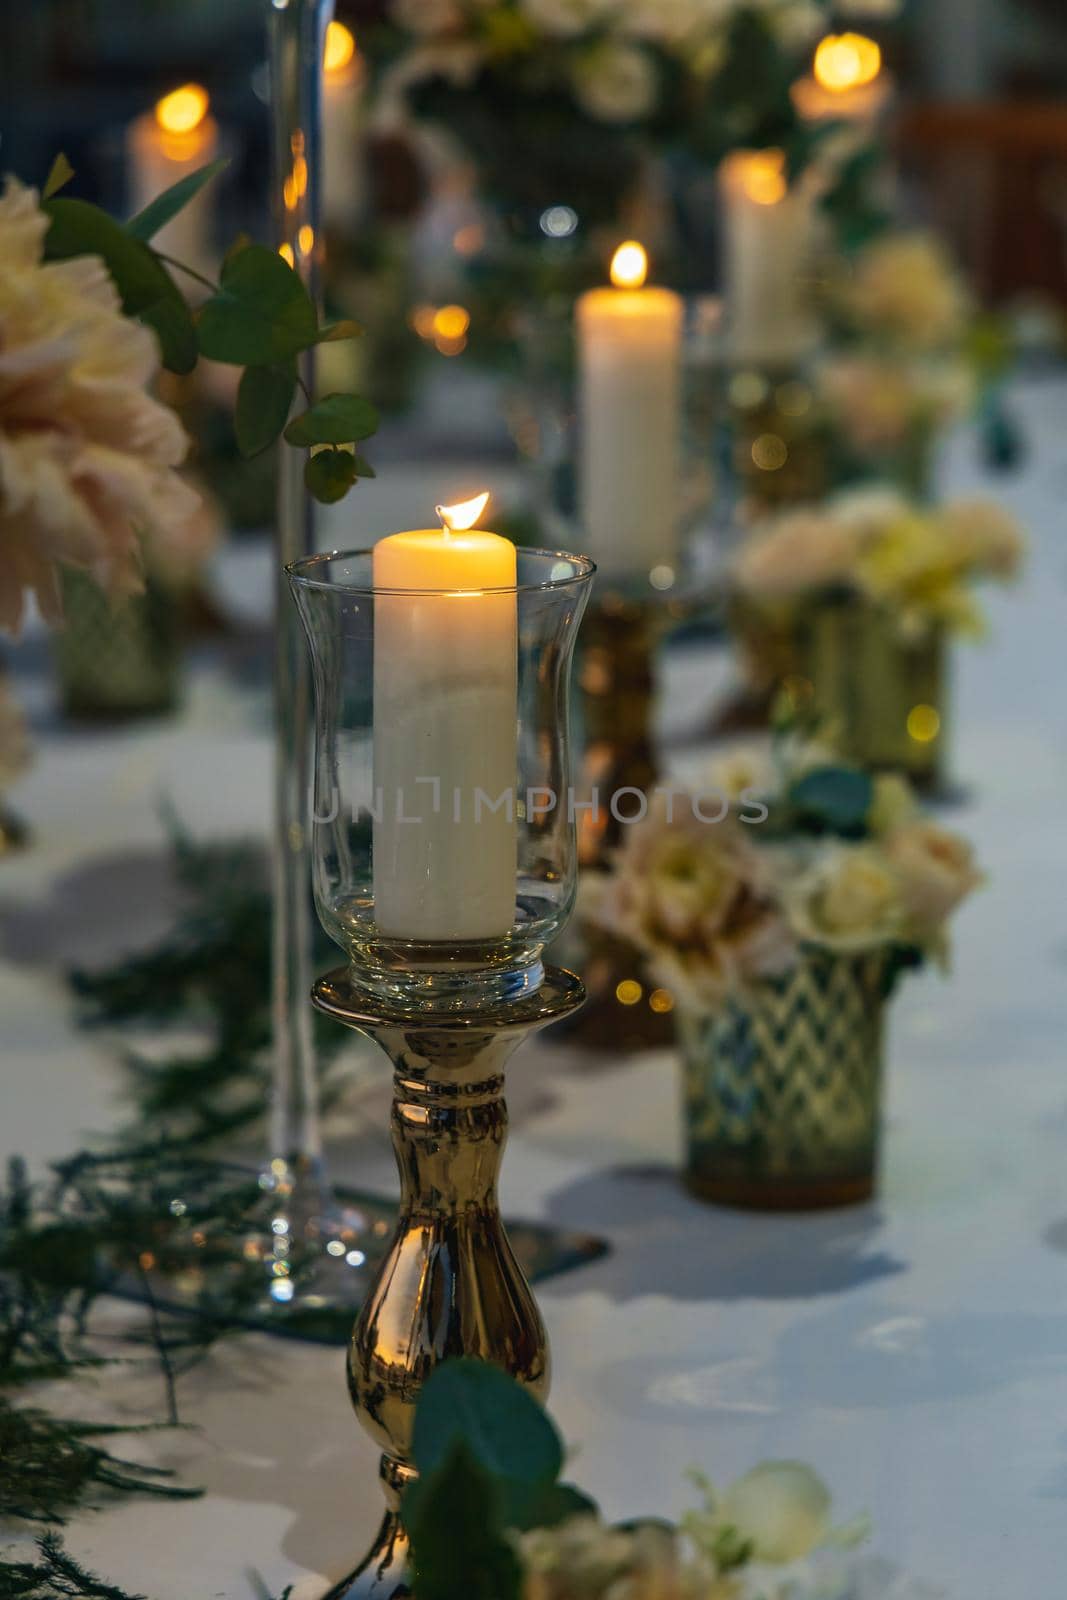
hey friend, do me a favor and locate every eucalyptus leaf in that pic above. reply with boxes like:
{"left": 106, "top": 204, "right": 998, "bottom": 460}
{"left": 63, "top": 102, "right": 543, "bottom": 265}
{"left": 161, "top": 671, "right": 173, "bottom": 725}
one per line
{"left": 196, "top": 243, "right": 318, "bottom": 366}
{"left": 304, "top": 449, "right": 359, "bottom": 504}
{"left": 411, "top": 1358, "right": 563, "bottom": 1488}
{"left": 235, "top": 364, "right": 296, "bottom": 459}
{"left": 501, "top": 1479, "right": 598, "bottom": 1532}
{"left": 284, "top": 393, "right": 380, "bottom": 447}
{"left": 126, "top": 159, "right": 229, "bottom": 243}
{"left": 788, "top": 766, "right": 874, "bottom": 838}
{"left": 43, "top": 198, "right": 196, "bottom": 374}
{"left": 404, "top": 1442, "right": 523, "bottom": 1600}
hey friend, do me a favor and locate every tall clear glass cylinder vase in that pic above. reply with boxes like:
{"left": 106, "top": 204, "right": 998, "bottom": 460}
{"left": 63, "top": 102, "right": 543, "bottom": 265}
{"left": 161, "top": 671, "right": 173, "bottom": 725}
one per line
{"left": 261, "top": 0, "right": 369, "bottom": 1317}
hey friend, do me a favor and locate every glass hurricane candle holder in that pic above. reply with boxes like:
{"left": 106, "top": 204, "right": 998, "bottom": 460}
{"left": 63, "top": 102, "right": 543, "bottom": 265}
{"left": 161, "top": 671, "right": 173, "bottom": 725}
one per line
{"left": 288, "top": 540, "right": 593, "bottom": 1599}
{"left": 288, "top": 547, "right": 595, "bottom": 1014}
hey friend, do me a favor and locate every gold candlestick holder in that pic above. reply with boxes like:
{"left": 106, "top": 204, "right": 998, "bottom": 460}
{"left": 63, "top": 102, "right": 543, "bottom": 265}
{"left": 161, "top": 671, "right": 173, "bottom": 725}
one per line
{"left": 311, "top": 964, "right": 585, "bottom": 1600}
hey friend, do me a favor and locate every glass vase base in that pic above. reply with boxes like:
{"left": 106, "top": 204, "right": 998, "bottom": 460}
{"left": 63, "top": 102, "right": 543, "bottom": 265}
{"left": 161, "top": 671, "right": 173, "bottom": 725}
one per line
{"left": 684, "top": 1167, "right": 875, "bottom": 1212}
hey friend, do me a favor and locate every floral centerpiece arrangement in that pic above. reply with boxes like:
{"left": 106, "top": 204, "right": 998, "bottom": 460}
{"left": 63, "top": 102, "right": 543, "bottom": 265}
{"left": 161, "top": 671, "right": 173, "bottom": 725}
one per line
{"left": 372, "top": 0, "right": 847, "bottom": 231}
{"left": 812, "top": 228, "right": 1018, "bottom": 493}
{"left": 730, "top": 486, "right": 1024, "bottom": 780}
{"left": 587, "top": 735, "right": 982, "bottom": 1206}
{"left": 400, "top": 1357, "right": 936, "bottom": 1600}
{"left": 0, "top": 160, "right": 378, "bottom": 642}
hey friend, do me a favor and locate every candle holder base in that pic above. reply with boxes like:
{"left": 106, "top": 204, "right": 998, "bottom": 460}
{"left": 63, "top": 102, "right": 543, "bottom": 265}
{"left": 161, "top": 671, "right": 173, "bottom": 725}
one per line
{"left": 311, "top": 964, "right": 585, "bottom": 1596}
{"left": 320, "top": 1460, "right": 413, "bottom": 1600}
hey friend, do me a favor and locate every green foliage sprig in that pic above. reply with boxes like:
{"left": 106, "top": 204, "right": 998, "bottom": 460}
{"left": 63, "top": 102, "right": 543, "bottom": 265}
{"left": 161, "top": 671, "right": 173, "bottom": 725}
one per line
{"left": 40, "top": 157, "right": 378, "bottom": 505}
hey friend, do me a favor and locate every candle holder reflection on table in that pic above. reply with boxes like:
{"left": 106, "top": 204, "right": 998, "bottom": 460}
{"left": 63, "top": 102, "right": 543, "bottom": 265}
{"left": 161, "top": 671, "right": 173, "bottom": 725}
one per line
{"left": 287, "top": 526, "right": 593, "bottom": 1600}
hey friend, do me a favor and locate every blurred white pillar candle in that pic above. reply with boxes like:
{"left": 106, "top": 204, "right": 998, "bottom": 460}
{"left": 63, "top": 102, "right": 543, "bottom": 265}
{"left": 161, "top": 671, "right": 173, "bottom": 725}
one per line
{"left": 577, "top": 242, "right": 683, "bottom": 582}
{"left": 373, "top": 493, "right": 517, "bottom": 941}
{"left": 720, "top": 150, "right": 817, "bottom": 369}
{"left": 127, "top": 84, "right": 218, "bottom": 282}
{"left": 322, "top": 21, "right": 365, "bottom": 233}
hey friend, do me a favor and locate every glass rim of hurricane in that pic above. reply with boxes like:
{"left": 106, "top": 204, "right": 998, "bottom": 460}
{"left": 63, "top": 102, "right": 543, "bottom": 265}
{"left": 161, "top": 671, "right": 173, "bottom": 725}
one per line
{"left": 285, "top": 545, "right": 597, "bottom": 599}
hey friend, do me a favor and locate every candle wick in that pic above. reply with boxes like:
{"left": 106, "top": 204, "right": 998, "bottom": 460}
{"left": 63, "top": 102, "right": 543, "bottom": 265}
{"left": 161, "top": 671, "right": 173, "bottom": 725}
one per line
{"left": 435, "top": 504, "right": 453, "bottom": 538}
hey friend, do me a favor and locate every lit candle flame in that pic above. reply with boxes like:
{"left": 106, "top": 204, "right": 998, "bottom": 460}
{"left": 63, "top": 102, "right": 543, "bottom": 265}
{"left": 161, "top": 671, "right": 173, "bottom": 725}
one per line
{"left": 610, "top": 241, "right": 648, "bottom": 290}
{"left": 738, "top": 150, "right": 788, "bottom": 206}
{"left": 155, "top": 83, "right": 210, "bottom": 137}
{"left": 324, "top": 21, "right": 357, "bottom": 75}
{"left": 436, "top": 492, "right": 491, "bottom": 534}
{"left": 813, "top": 32, "right": 882, "bottom": 93}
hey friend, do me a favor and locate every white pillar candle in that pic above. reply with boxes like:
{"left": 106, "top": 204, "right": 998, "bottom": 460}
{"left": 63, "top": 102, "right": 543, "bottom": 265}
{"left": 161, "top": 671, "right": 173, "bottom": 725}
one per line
{"left": 373, "top": 493, "right": 518, "bottom": 942}
{"left": 577, "top": 242, "right": 684, "bottom": 583}
{"left": 127, "top": 84, "right": 219, "bottom": 284}
{"left": 719, "top": 150, "right": 817, "bottom": 369}
{"left": 323, "top": 21, "right": 365, "bottom": 233}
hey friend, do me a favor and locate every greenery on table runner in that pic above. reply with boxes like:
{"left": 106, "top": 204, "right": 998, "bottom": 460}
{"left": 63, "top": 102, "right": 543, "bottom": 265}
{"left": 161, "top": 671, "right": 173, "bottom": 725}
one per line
{"left": 40, "top": 155, "right": 378, "bottom": 506}
{"left": 69, "top": 824, "right": 350, "bottom": 1150}
{"left": 0, "top": 1534, "right": 294, "bottom": 1600}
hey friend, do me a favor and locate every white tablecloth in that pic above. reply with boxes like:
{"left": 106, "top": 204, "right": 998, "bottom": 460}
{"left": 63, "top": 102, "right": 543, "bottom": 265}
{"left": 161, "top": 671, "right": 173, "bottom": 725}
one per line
{"left": 3, "top": 379, "right": 1067, "bottom": 1598}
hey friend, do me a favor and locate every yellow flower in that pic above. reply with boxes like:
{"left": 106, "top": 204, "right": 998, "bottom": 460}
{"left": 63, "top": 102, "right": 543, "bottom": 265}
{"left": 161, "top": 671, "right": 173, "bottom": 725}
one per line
{"left": 867, "top": 773, "right": 917, "bottom": 837}
{"left": 837, "top": 231, "right": 970, "bottom": 351}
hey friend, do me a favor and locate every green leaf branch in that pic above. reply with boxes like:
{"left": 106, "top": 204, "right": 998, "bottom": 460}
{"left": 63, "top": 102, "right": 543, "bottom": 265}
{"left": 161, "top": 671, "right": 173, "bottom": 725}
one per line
{"left": 40, "top": 158, "right": 378, "bottom": 505}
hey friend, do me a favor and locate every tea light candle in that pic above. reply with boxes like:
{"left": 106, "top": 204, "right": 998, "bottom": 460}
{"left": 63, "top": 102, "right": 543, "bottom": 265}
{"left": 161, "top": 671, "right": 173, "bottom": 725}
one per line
{"left": 720, "top": 150, "right": 817, "bottom": 368}
{"left": 577, "top": 242, "right": 683, "bottom": 582}
{"left": 127, "top": 84, "right": 219, "bottom": 283}
{"left": 373, "top": 492, "right": 518, "bottom": 941}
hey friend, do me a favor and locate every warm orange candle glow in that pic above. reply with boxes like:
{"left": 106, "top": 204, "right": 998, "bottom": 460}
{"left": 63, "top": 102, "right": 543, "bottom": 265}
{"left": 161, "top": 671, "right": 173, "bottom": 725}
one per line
{"left": 610, "top": 241, "right": 649, "bottom": 290}
{"left": 436, "top": 491, "right": 491, "bottom": 534}
{"left": 813, "top": 32, "right": 882, "bottom": 93}
{"left": 324, "top": 21, "right": 357, "bottom": 75}
{"left": 736, "top": 150, "right": 788, "bottom": 206}
{"left": 155, "top": 83, "right": 210, "bottom": 137}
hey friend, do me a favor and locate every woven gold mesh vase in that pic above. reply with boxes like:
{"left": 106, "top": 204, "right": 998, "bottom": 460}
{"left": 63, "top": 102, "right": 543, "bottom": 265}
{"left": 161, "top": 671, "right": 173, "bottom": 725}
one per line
{"left": 54, "top": 570, "right": 180, "bottom": 722}
{"left": 797, "top": 599, "right": 946, "bottom": 789}
{"left": 679, "top": 950, "right": 888, "bottom": 1210}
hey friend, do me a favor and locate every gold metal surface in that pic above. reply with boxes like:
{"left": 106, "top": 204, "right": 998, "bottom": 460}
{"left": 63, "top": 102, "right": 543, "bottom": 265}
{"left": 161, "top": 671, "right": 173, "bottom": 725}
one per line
{"left": 798, "top": 600, "right": 946, "bottom": 790}
{"left": 570, "top": 595, "right": 674, "bottom": 1053}
{"left": 311, "top": 965, "right": 586, "bottom": 1600}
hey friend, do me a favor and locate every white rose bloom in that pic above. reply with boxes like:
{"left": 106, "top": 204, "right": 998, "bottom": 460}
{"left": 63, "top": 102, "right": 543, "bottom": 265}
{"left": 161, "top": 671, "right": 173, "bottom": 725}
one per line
{"left": 572, "top": 40, "right": 658, "bottom": 122}
{"left": 521, "top": 0, "right": 616, "bottom": 37}
{"left": 0, "top": 177, "right": 199, "bottom": 634}
{"left": 718, "top": 1461, "right": 832, "bottom": 1565}
{"left": 785, "top": 845, "right": 904, "bottom": 952}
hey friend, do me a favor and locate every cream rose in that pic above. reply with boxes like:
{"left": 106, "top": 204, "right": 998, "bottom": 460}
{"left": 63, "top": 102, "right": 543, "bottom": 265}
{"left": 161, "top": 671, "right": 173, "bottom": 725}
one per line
{"left": 838, "top": 232, "right": 970, "bottom": 351}
{"left": 940, "top": 498, "right": 1025, "bottom": 580}
{"left": 786, "top": 845, "right": 904, "bottom": 951}
{"left": 0, "top": 177, "right": 199, "bottom": 634}
{"left": 884, "top": 820, "right": 982, "bottom": 941}
{"left": 733, "top": 509, "right": 858, "bottom": 601}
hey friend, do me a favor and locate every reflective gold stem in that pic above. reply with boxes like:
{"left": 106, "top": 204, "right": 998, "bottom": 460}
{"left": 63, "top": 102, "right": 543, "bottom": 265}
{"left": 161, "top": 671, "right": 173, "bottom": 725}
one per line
{"left": 311, "top": 966, "right": 585, "bottom": 1600}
